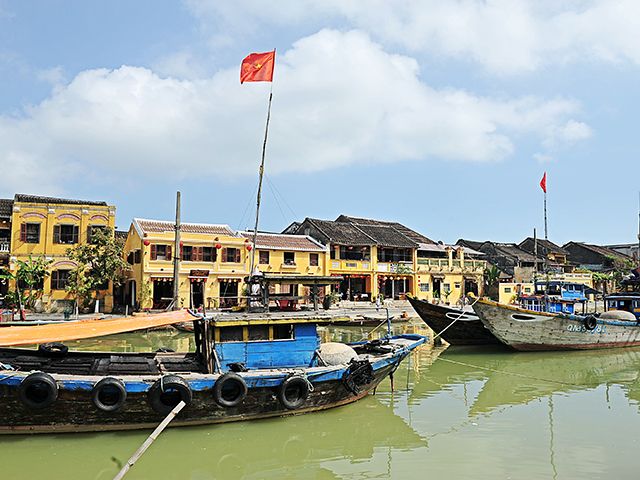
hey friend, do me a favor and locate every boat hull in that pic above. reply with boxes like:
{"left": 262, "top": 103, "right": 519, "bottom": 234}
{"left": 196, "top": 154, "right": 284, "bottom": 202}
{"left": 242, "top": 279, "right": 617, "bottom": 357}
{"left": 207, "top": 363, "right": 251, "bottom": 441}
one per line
{"left": 473, "top": 299, "right": 640, "bottom": 351}
{"left": 0, "top": 336, "right": 425, "bottom": 434}
{"left": 407, "top": 296, "right": 500, "bottom": 345}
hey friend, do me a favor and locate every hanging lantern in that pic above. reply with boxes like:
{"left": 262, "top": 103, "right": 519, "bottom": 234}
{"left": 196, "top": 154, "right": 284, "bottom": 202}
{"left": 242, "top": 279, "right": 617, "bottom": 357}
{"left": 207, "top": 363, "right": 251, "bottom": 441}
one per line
{"left": 246, "top": 245, "right": 253, "bottom": 251}
{"left": 179, "top": 241, "right": 184, "bottom": 247}
{"left": 143, "top": 240, "right": 150, "bottom": 246}
{"left": 215, "top": 243, "right": 222, "bottom": 249}
{"left": 244, "top": 238, "right": 249, "bottom": 243}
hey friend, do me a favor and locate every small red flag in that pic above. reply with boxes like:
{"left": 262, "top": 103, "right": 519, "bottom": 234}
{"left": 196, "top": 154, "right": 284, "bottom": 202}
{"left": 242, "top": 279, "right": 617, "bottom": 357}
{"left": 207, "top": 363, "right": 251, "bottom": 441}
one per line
{"left": 540, "top": 172, "right": 547, "bottom": 193}
{"left": 240, "top": 50, "right": 275, "bottom": 84}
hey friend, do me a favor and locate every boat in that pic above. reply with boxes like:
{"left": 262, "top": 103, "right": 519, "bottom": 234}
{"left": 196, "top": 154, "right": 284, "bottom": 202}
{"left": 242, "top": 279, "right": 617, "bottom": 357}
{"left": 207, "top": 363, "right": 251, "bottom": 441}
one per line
{"left": 604, "top": 291, "right": 640, "bottom": 320}
{"left": 406, "top": 295, "right": 501, "bottom": 345}
{"left": 473, "top": 297, "right": 640, "bottom": 351}
{"left": 0, "top": 309, "right": 425, "bottom": 433}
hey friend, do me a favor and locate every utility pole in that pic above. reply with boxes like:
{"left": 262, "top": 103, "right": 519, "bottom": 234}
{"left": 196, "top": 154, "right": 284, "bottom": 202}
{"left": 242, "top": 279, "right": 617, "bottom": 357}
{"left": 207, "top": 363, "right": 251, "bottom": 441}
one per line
{"left": 172, "top": 191, "right": 181, "bottom": 310}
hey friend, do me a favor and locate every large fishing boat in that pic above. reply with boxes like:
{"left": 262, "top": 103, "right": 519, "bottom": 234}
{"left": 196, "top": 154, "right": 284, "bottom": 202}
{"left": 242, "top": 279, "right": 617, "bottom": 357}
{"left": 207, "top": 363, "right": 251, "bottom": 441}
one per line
{"left": 473, "top": 298, "right": 640, "bottom": 351}
{"left": 0, "top": 309, "right": 425, "bottom": 434}
{"left": 406, "top": 295, "right": 501, "bottom": 345}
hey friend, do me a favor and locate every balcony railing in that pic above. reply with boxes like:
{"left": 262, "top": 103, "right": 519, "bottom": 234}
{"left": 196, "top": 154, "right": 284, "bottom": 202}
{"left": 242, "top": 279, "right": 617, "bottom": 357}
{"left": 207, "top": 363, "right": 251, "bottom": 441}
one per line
{"left": 0, "top": 242, "right": 9, "bottom": 253}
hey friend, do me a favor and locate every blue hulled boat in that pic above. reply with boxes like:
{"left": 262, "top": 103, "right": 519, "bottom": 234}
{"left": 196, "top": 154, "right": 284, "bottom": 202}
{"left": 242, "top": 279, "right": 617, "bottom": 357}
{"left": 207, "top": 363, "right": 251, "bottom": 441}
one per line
{"left": 0, "top": 310, "right": 425, "bottom": 433}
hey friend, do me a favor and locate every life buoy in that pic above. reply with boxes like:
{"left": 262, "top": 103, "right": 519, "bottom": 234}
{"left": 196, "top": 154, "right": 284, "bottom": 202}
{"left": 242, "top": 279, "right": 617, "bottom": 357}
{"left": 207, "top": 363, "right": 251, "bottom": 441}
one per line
{"left": 92, "top": 377, "right": 127, "bottom": 412}
{"left": 147, "top": 375, "right": 192, "bottom": 415}
{"left": 278, "top": 376, "right": 310, "bottom": 410}
{"left": 38, "top": 342, "right": 69, "bottom": 357}
{"left": 584, "top": 315, "right": 598, "bottom": 331}
{"left": 18, "top": 372, "right": 58, "bottom": 410}
{"left": 213, "top": 372, "right": 248, "bottom": 408}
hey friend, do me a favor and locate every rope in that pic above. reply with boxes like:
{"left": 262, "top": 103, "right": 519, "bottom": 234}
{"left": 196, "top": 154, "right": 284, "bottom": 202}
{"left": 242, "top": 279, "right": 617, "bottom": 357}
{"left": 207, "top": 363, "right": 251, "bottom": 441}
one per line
{"left": 437, "top": 357, "right": 582, "bottom": 387}
{"left": 431, "top": 297, "right": 480, "bottom": 342}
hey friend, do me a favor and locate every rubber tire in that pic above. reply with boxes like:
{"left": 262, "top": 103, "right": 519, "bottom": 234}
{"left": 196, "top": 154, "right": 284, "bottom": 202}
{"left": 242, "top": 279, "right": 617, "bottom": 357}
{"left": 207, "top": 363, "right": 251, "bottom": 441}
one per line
{"left": 278, "top": 376, "right": 310, "bottom": 410}
{"left": 213, "top": 373, "right": 248, "bottom": 408}
{"left": 18, "top": 372, "right": 58, "bottom": 410}
{"left": 38, "top": 342, "right": 69, "bottom": 357}
{"left": 584, "top": 315, "right": 597, "bottom": 331}
{"left": 92, "top": 377, "right": 127, "bottom": 412}
{"left": 147, "top": 375, "right": 192, "bottom": 415}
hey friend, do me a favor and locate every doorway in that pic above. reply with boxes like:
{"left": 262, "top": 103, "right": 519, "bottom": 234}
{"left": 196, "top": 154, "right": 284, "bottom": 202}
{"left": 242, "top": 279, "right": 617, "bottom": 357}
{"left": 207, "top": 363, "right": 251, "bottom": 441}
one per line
{"left": 190, "top": 281, "right": 204, "bottom": 310}
{"left": 433, "top": 278, "right": 442, "bottom": 300}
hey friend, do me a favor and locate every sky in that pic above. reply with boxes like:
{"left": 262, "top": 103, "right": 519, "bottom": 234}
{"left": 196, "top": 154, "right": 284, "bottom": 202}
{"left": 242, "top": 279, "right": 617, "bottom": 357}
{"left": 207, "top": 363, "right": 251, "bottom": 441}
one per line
{"left": 1, "top": 0, "right": 639, "bottom": 246}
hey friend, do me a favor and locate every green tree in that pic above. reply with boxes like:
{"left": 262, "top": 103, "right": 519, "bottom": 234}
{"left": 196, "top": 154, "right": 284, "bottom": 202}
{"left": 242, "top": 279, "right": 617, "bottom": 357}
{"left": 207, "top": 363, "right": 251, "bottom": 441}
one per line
{"left": 484, "top": 264, "right": 501, "bottom": 300}
{"left": 0, "top": 256, "right": 51, "bottom": 310}
{"left": 66, "top": 228, "right": 130, "bottom": 310}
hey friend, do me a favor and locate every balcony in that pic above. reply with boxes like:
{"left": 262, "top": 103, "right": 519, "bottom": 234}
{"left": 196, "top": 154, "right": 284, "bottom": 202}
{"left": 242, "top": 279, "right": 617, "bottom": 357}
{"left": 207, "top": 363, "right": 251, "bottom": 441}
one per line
{"left": 330, "top": 260, "right": 372, "bottom": 272}
{"left": 0, "top": 241, "right": 9, "bottom": 254}
{"left": 416, "top": 258, "right": 486, "bottom": 273}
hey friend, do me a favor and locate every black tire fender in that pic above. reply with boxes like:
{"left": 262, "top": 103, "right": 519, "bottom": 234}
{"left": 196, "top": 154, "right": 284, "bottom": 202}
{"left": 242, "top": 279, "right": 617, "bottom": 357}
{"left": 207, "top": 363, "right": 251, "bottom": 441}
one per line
{"left": 584, "top": 315, "right": 598, "bottom": 331}
{"left": 278, "top": 376, "right": 310, "bottom": 410}
{"left": 18, "top": 372, "right": 58, "bottom": 410}
{"left": 147, "top": 375, "right": 192, "bottom": 415}
{"left": 213, "top": 372, "right": 248, "bottom": 408}
{"left": 92, "top": 377, "right": 127, "bottom": 412}
{"left": 38, "top": 342, "right": 69, "bottom": 357}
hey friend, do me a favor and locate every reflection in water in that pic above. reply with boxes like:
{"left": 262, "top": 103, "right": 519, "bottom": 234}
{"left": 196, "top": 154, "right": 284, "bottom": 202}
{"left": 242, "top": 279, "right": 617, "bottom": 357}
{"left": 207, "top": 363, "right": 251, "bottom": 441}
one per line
{"left": 4, "top": 321, "right": 640, "bottom": 478}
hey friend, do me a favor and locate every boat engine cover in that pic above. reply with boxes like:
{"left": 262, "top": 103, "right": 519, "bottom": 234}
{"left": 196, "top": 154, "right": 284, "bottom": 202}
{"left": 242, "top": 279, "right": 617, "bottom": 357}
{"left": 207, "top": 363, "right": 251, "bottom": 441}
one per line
{"left": 318, "top": 343, "right": 358, "bottom": 366}
{"left": 600, "top": 310, "right": 637, "bottom": 321}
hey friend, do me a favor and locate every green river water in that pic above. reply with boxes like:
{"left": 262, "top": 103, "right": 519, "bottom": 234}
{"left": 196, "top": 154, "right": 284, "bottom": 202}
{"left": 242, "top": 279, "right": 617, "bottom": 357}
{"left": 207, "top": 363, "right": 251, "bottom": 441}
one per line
{"left": 2, "top": 320, "right": 640, "bottom": 479}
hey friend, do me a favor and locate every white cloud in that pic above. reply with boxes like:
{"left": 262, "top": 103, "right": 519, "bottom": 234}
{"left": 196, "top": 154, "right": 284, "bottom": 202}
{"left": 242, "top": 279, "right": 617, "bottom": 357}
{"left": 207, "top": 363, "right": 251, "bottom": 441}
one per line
{"left": 186, "top": 0, "right": 640, "bottom": 74}
{"left": 0, "top": 29, "right": 588, "bottom": 193}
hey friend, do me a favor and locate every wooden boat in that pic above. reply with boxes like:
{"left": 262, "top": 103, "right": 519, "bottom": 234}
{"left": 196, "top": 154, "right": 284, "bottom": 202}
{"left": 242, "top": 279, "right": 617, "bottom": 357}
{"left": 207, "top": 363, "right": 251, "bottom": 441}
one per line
{"left": 0, "top": 309, "right": 425, "bottom": 434}
{"left": 473, "top": 298, "right": 640, "bottom": 351}
{"left": 406, "top": 295, "right": 501, "bottom": 345}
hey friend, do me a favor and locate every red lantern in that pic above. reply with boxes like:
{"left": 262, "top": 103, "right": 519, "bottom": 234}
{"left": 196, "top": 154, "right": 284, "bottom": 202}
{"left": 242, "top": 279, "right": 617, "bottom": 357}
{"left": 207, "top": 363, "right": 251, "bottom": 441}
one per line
{"left": 179, "top": 241, "right": 184, "bottom": 247}
{"left": 246, "top": 245, "right": 253, "bottom": 251}
{"left": 244, "top": 238, "right": 249, "bottom": 243}
{"left": 215, "top": 243, "right": 222, "bottom": 249}
{"left": 143, "top": 240, "right": 150, "bottom": 246}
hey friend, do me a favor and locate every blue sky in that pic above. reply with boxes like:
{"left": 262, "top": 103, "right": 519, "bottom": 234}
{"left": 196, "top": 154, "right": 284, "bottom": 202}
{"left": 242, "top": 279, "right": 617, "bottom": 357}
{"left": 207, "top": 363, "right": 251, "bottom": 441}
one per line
{"left": 1, "top": 1, "right": 638, "bottom": 246}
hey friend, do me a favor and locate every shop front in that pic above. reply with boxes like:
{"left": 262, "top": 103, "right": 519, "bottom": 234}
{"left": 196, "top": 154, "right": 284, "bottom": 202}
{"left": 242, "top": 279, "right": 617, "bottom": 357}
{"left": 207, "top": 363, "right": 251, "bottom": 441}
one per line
{"left": 379, "top": 275, "right": 412, "bottom": 300}
{"left": 338, "top": 274, "right": 371, "bottom": 301}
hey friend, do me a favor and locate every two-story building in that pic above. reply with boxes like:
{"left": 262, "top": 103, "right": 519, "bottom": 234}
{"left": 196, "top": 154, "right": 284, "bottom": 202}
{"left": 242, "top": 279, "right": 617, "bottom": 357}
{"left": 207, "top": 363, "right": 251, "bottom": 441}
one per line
{"left": 518, "top": 237, "right": 573, "bottom": 273}
{"left": 8, "top": 194, "right": 116, "bottom": 312}
{"left": 0, "top": 199, "right": 12, "bottom": 300}
{"left": 123, "top": 219, "right": 328, "bottom": 311}
{"left": 287, "top": 215, "right": 486, "bottom": 304}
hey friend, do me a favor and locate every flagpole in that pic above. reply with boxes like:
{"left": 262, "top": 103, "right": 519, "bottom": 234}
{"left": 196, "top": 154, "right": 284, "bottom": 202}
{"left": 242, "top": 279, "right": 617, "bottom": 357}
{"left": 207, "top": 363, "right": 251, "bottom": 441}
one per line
{"left": 544, "top": 191, "right": 548, "bottom": 241}
{"left": 249, "top": 81, "right": 274, "bottom": 277}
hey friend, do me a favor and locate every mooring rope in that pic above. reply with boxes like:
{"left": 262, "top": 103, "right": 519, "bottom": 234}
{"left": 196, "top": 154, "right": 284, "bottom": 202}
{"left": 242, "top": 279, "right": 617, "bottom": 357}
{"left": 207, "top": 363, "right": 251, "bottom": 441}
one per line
{"left": 431, "top": 296, "right": 480, "bottom": 342}
{"left": 437, "top": 357, "right": 583, "bottom": 387}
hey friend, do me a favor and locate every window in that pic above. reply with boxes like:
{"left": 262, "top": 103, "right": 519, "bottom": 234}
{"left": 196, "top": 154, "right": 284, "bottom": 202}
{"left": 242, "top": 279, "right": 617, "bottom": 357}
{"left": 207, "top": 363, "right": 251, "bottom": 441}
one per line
{"left": 248, "top": 325, "right": 269, "bottom": 341}
{"left": 51, "top": 270, "right": 70, "bottom": 290}
{"left": 339, "top": 245, "right": 370, "bottom": 261}
{"left": 443, "top": 283, "right": 450, "bottom": 292}
{"left": 150, "top": 244, "right": 172, "bottom": 261}
{"left": 20, "top": 223, "right": 41, "bottom": 244}
{"left": 309, "top": 253, "right": 319, "bottom": 266}
{"left": 219, "top": 326, "right": 244, "bottom": 342}
{"left": 182, "top": 246, "right": 193, "bottom": 261}
{"left": 259, "top": 250, "right": 270, "bottom": 264}
{"left": 202, "top": 247, "right": 215, "bottom": 262}
{"left": 377, "top": 248, "right": 412, "bottom": 263}
{"left": 284, "top": 252, "right": 295, "bottom": 265}
{"left": 273, "top": 324, "right": 293, "bottom": 340}
{"left": 222, "top": 247, "right": 241, "bottom": 263}
{"left": 53, "top": 224, "right": 79, "bottom": 244}
{"left": 87, "top": 225, "right": 108, "bottom": 244}
{"left": 504, "top": 287, "right": 512, "bottom": 293}
{"left": 183, "top": 246, "right": 216, "bottom": 262}
{"left": 419, "top": 283, "right": 429, "bottom": 292}
{"left": 454, "top": 283, "right": 461, "bottom": 289}
{"left": 134, "top": 250, "right": 141, "bottom": 264}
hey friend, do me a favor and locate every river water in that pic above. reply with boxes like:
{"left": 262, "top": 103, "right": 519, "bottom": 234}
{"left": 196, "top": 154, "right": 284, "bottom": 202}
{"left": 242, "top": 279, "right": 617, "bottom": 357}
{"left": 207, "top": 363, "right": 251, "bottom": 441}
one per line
{"left": 2, "top": 320, "right": 640, "bottom": 479}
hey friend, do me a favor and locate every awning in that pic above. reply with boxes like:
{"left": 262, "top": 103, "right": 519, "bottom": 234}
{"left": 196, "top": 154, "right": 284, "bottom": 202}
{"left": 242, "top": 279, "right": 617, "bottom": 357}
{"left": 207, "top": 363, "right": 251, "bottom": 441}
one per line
{"left": 0, "top": 309, "right": 197, "bottom": 347}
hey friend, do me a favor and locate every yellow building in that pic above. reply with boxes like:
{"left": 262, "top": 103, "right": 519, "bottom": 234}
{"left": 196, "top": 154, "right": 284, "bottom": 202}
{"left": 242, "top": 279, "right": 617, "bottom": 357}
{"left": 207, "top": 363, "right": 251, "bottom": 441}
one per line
{"left": 7, "top": 194, "right": 116, "bottom": 312}
{"left": 285, "top": 215, "right": 486, "bottom": 305}
{"left": 123, "top": 219, "right": 329, "bottom": 311}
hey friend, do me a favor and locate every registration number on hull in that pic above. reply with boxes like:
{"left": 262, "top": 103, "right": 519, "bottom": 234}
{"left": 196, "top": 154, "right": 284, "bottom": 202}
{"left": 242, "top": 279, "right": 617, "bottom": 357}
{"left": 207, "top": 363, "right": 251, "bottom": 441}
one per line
{"left": 567, "top": 324, "right": 606, "bottom": 334}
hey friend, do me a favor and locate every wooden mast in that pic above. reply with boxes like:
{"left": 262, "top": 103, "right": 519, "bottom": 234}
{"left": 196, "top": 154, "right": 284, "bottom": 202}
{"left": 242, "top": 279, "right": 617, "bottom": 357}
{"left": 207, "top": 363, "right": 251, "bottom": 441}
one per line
{"left": 172, "top": 191, "right": 181, "bottom": 310}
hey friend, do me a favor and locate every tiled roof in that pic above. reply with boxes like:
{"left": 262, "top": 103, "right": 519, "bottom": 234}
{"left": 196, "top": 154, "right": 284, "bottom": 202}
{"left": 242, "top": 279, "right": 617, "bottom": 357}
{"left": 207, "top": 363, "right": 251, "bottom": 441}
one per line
{"left": 336, "top": 215, "right": 435, "bottom": 245}
{"left": 492, "top": 243, "right": 538, "bottom": 262}
{"left": 519, "top": 237, "right": 569, "bottom": 255}
{"left": 565, "top": 242, "right": 632, "bottom": 261}
{"left": 134, "top": 218, "right": 237, "bottom": 236}
{"left": 240, "top": 232, "right": 326, "bottom": 252}
{"left": 115, "top": 230, "right": 128, "bottom": 240}
{"left": 352, "top": 224, "right": 416, "bottom": 248}
{"left": 456, "top": 239, "right": 485, "bottom": 251}
{"left": 15, "top": 194, "right": 108, "bottom": 206}
{"left": 306, "top": 218, "right": 374, "bottom": 246}
{"left": 0, "top": 199, "right": 13, "bottom": 218}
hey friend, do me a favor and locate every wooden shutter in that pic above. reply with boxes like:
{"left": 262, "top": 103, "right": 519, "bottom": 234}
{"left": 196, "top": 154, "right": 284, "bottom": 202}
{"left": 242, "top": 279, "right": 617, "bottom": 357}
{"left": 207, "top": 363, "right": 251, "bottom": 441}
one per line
{"left": 20, "top": 223, "right": 26, "bottom": 242}
{"left": 87, "top": 226, "right": 93, "bottom": 243}
{"left": 197, "top": 247, "right": 203, "bottom": 261}
{"left": 221, "top": 248, "right": 227, "bottom": 262}
{"left": 166, "top": 245, "right": 172, "bottom": 261}
{"left": 150, "top": 244, "right": 157, "bottom": 260}
{"left": 73, "top": 225, "right": 79, "bottom": 244}
{"left": 235, "top": 248, "right": 241, "bottom": 263}
{"left": 53, "top": 225, "right": 61, "bottom": 244}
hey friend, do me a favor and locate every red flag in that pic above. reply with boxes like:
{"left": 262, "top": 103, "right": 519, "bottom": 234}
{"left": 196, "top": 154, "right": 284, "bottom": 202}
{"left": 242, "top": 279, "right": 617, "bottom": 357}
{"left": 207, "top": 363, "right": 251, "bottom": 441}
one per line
{"left": 240, "top": 51, "right": 275, "bottom": 84}
{"left": 540, "top": 172, "right": 547, "bottom": 193}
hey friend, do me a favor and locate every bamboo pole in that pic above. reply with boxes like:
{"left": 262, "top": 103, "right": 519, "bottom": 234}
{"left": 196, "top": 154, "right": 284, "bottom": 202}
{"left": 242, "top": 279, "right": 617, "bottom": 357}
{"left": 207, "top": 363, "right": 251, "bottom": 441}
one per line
{"left": 113, "top": 400, "right": 186, "bottom": 480}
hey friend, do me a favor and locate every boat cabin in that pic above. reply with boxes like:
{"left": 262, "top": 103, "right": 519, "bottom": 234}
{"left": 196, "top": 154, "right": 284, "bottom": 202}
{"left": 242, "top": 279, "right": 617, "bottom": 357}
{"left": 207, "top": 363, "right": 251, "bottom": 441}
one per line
{"left": 605, "top": 293, "right": 640, "bottom": 320}
{"left": 519, "top": 281, "right": 590, "bottom": 314}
